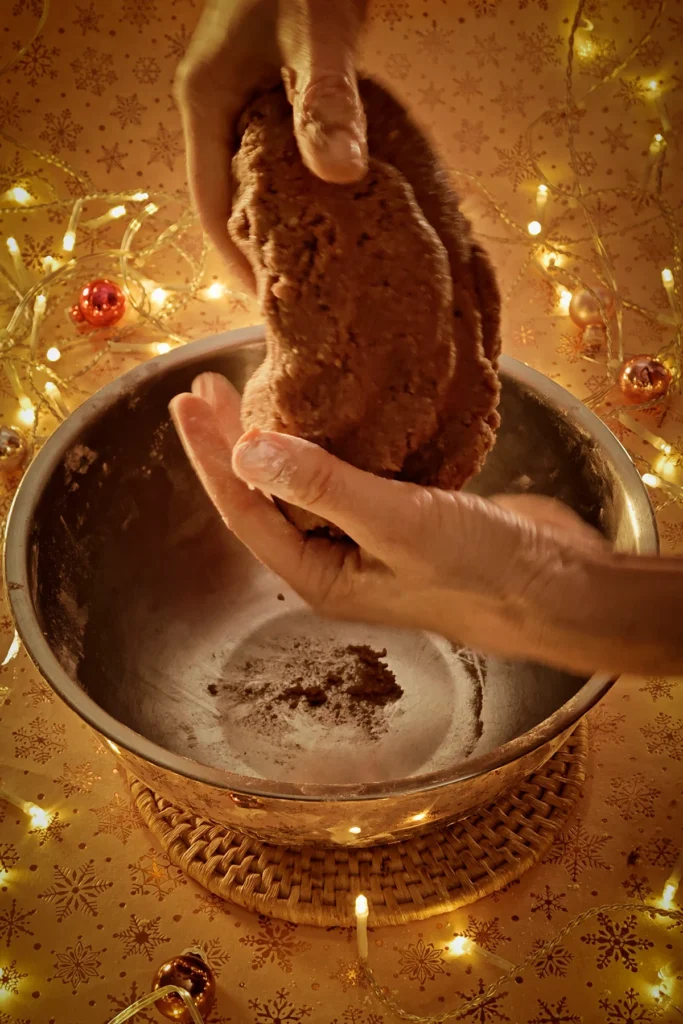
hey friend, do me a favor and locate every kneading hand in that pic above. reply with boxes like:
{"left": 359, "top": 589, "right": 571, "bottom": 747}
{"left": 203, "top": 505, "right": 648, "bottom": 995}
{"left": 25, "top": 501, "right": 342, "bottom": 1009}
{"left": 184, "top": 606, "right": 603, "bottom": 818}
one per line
{"left": 168, "top": 373, "right": 644, "bottom": 677}
{"left": 175, "top": 0, "right": 368, "bottom": 291}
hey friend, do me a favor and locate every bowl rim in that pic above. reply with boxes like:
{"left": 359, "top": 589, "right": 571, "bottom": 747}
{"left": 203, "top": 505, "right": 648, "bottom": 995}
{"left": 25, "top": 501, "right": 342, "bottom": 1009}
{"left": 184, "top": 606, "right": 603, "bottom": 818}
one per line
{"left": 4, "top": 326, "right": 659, "bottom": 802}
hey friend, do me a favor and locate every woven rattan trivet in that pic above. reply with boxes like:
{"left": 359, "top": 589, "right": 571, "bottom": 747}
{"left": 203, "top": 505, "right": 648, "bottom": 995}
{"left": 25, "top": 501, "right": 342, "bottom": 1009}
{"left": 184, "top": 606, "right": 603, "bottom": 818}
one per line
{"left": 129, "top": 720, "right": 587, "bottom": 927}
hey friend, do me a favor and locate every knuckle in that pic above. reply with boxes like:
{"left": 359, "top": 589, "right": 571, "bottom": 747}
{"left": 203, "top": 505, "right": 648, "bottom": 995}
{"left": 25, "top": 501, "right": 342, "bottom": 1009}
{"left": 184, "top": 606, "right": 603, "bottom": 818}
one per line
{"left": 295, "top": 456, "right": 339, "bottom": 511}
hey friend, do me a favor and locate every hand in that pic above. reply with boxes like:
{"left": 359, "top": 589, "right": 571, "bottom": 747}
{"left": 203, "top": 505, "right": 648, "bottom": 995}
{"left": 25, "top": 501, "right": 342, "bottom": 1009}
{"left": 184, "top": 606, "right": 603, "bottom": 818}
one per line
{"left": 170, "top": 373, "right": 616, "bottom": 675}
{"left": 175, "top": 0, "right": 369, "bottom": 291}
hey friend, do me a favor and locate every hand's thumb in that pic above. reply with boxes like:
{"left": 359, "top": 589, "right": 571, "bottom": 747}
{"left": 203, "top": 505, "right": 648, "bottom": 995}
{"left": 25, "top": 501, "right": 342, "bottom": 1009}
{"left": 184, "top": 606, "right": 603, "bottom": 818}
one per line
{"left": 279, "top": 0, "right": 368, "bottom": 184}
{"left": 231, "top": 429, "right": 410, "bottom": 553}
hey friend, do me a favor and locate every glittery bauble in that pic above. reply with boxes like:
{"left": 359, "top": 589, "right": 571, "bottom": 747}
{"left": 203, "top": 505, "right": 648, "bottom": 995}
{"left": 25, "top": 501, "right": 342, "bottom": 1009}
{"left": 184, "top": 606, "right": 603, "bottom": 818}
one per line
{"left": 153, "top": 952, "right": 216, "bottom": 1023}
{"left": 70, "top": 278, "right": 125, "bottom": 327}
{"left": 619, "top": 355, "right": 671, "bottom": 404}
{"left": 569, "top": 286, "right": 614, "bottom": 328}
{"left": 0, "top": 424, "right": 29, "bottom": 472}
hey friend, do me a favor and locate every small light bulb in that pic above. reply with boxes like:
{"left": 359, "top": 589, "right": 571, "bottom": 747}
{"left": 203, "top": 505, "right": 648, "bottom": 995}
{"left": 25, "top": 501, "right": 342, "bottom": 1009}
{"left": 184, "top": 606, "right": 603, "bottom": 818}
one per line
{"left": 8, "top": 186, "right": 31, "bottom": 204}
{"left": 106, "top": 739, "right": 120, "bottom": 754}
{"left": 46, "top": 346, "right": 61, "bottom": 363}
{"left": 527, "top": 220, "right": 542, "bottom": 237}
{"left": 144, "top": 202, "right": 159, "bottom": 215}
{"left": 648, "top": 79, "right": 659, "bottom": 92}
{"left": 206, "top": 282, "right": 225, "bottom": 299}
{"left": 662, "top": 267, "right": 674, "bottom": 285}
{"left": 62, "top": 229, "right": 76, "bottom": 252}
{"left": 557, "top": 287, "right": 572, "bottom": 314}
{"left": 6, "top": 236, "right": 19, "bottom": 255}
{"left": 154, "top": 342, "right": 171, "bottom": 355}
{"left": 536, "top": 184, "right": 549, "bottom": 199}
{"left": 662, "top": 881, "right": 677, "bottom": 906}
{"left": 44, "top": 382, "right": 58, "bottom": 397}
{"left": 132, "top": 191, "right": 149, "bottom": 201}
{"left": 641, "top": 473, "right": 660, "bottom": 488}
{"left": 349, "top": 826, "right": 362, "bottom": 835}
{"left": 17, "top": 396, "right": 35, "bottom": 426}
{"left": 109, "top": 204, "right": 126, "bottom": 220}
{"left": 28, "top": 804, "right": 49, "bottom": 829}
{"left": 42, "top": 255, "right": 59, "bottom": 273}
{"left": 654, "top": 133, "right": 664, "bottom": 143}
{"left": 449, "top": 936, "right": 470, "bottom": 956}
{"left": 151, "top": 287, "right": 167, "bottom": 306}
{"left": 34, "top": 293, "right": 46, "bottom": 315}
{"left": 411, "top": 811, "right": 427, "bottom": 822}
{"left": 355, "top": 894, "right": 368, "bottom": 915}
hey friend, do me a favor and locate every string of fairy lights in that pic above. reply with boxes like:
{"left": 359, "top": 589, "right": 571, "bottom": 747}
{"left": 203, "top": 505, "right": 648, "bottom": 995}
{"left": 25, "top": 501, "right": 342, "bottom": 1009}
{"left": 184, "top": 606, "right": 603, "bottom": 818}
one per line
{"left": 1, "top": 0, "right": 682, "bottom": 1020}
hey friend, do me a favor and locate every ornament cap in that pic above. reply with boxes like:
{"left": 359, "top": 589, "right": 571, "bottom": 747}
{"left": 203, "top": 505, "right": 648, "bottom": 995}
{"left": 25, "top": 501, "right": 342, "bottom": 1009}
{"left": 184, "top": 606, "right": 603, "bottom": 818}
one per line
{"left": 153, "top": 951, "right": 216, "bottom": 1023}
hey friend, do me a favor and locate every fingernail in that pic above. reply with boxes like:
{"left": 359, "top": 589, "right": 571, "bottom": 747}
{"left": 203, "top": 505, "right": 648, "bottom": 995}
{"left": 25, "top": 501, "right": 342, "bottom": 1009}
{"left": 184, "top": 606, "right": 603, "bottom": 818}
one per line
{"left": 192, "top": 373, "right": 217, "bottom": 404}
{"left": 233, "top": 437, "right": 289, "bottom": 486}
{"left": 320, "top": 128, "right": 365, "bottom": 169}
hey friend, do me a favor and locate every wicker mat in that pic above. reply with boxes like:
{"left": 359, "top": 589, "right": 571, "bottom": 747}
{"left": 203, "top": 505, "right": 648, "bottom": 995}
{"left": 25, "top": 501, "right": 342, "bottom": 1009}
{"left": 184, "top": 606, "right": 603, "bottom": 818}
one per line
{"left": 129, "top": 720, "right": 587, "bottom": 927}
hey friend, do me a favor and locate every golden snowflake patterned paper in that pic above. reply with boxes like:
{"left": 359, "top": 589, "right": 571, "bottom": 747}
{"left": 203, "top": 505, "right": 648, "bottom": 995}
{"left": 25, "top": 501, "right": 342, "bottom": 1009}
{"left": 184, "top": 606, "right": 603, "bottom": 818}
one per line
{"left": 1, "top": 0, "right": 683, "bottom": 1021}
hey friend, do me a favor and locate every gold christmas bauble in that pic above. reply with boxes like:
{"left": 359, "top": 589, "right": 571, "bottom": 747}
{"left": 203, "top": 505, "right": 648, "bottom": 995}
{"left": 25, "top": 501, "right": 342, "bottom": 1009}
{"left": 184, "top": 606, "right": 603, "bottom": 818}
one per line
{"left": 569, "top": 285, "right": 614, "bottom": 328}
{"left": 618, "top": 355, "right": 671, "bottom": 405}
{"left": 0, "top": 424, "right": 30, "bottom": 472}
{"left": 153, "top": 952, "right": 216, "bottom": 1022}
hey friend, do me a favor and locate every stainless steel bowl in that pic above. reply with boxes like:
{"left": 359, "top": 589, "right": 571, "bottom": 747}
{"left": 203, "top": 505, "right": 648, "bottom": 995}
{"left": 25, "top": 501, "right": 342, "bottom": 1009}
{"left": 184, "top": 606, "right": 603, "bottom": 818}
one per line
{"left": 5, "top": 327, "right": 657, "bottom": 847}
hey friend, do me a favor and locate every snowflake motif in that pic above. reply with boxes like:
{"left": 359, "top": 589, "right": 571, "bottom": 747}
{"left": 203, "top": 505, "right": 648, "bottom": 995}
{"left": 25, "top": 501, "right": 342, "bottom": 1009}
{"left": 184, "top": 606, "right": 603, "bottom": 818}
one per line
{"left": 142, "top": 122, "right": 184, "bottom": 171}
{"left": 385, "top": 53, "right": 411, "bottom": 81}
{"left": 453, "top": 119, "right": 490, "bottom": 155}
{"left": 415, "top": 22, "right": 455, "bottom": 61}
{"left": 609, "top": 774, "right": 660, "bottom": 821}
{"left": 121, "top": 0, "right": 158, "bottom": 28}
{"left": 10, "top": 39, "right": 60, "bottom": 86}
{"left": 621, "top": 874, "right": 653, "bottom": 902}
{"left": 73, "top": 1, "right": 101, "bottom": 32}
{"left": 0, "top": 845, "right": 19, "bottom": 873}
{"left": 165, "top": 23, "right": 191, "bottom": 59}
{"left": 542, "top": 97, "right": 585, "bottom": 138}
{"left": 578, "top": 37, "right": 620, "bottom": 79}
{"left": 248, "top": 987, "right": 312, "bottom": 1022}
{"left": 642, "top": 835, "right": 678, "bottom": 868}
{"left": 528, "top": 997, "right": 580, "bottom": 1024}
{"left": 618, "top": 77, "right": 648, "bottom": 109}
{"left": 641, "top": 713, "right": 683, "bottom": 760}
{"left": 396, "top": 938, "right": 447, "bottom": 989}
{"left": 580, "top": 912, "right": 654, "bottom": 972}
{"left": 192, "top": 892, "right": 231, "bottom": 921}
{"left": 530, "top": 885, "right": 567, "bottom": 921}
{"left": 29, "top": 811, "right": 70, "bottom": 846}
{"left": 417, "top": 82, "right": 445, "bottom": 109}
{"left": 0, "top": 93, "right": 30, "bottom": 132}
{"left": 53, "top": 761, "right": 100, "bottom": 798}
{"left": 111, "top": 93, "right": 147, "bottom": 129}
{"left": 461, "top": 916, "right": 509, "bottom": 953}
{"left": 129, "top": 848, "right": 187, "bottom": 900}
{"left": 19, "top": 234, "right": 55, "bottom": 272}
{"left": 190, "top": 937, "right": 231, "bottom": 977}
{"left": 0, "top": 900, "right": 35, "bottom": 948}
{"left": 328, "top": 957, "right": 368, "bottom": 992}
{"left": 468, "top": 0, "right": 501, "bottom": 16}
{"left": 587, "top": 705, "right": 626, "bottom": 749}
{"left": 515, "top": 25, "right": 562, "bottom": 74}
{"left": 598, "top": 987, "right": 656, "bottom": 1023}
{"left": 12, "top": 0, "right": 43, "bottom": 12}
{"left": 369, "top": 0, "right": 412, "bottom": 28}
{"left": 71, "top": 47, "right": 117, "bottom": 96}
{"left": 602, "top": 124, "right": 632, "bottom": 154}
{"left": 512, "top": 323, "right": 537, "bottom": 348}
{"left": 39, "top": 110, "right": 84, "bottom": 154}
{"left": 0, "top": 1012, "right": 30, "bottom": 1024}
{"left": 21, "top": 679, "right": 54, "bottom": 706}
{"left": 52, "top": 937, "right": 104, "bottom": 990}
{"left": 97, "top": 142, "right": 128, "bottom": 174}
{"left": 12, "top": 714, "right": 66, "bottom": 763}
{"left": 240, "top": 917, "right": 312, "bottom": 973}
{"left": 133, "top": 56, "right": 161, "bottom": 85}
{"left": 557, "top": 332, "right": 589, "bottom": 364}
{"left": 660, "top": 521, "right": 683, "bottom": 548}
{"left": 0, "top": 959, "right": 27, "bottom": 995}
{"left": 113, "top": 913, "right": 170, "bottom": 961}
{"left": 531, "top": 939, "right": 573, "bottom": 979}
{"left": 570, "top": 149, "right": 598, "bottom": 177}
{"left": 637, "top": 39, "right": 664, "bottom": 68}
{"left": 106, "top": 980, "right": 156, "bottom": 1023}
{"left": 39, "top": 861, "right": 112, "bottom": 921}
{"left": 467, "top": 33, "right": 506, "bottom": 68}
{"left": 491, "top": 80, "right": 535, "bottom": 117}
{"left": 452, "top": 71, "right": 483, "bottom": 101}
{"left": 636, "top": 229, "right": 670, "bottom": 265}
{"left": 518, "top": 0, "right": 549, "bottom": 8}
{"left": 330, "top": 1010, "right": 384, "bottom": 1024}
{"left": 547, "top": 822, "right": 612, "bottom": 882}
{"left": 492, "top": 135, "right": 537, "bottom": 191}
{"left": 90, "top": 792, "right": 141, "bottom": 844}
{"left": 456, "top": 977, "right": 510, "bottom": 1022}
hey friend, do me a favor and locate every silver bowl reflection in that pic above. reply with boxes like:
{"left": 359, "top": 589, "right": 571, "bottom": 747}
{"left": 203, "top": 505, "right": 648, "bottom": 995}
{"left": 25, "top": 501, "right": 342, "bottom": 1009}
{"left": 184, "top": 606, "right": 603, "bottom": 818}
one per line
{"left": 5, "top": 327, "right": 657, "bottom": 847}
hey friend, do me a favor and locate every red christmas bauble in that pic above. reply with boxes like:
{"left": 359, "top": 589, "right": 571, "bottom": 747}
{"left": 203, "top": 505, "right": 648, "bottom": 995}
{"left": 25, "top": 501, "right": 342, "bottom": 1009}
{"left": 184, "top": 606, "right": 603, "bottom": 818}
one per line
{"left": 618, "top": 355, "right": 671, "bottom": 405}
{"left": 71, "top": 278, "right": 126, "bottom": 327}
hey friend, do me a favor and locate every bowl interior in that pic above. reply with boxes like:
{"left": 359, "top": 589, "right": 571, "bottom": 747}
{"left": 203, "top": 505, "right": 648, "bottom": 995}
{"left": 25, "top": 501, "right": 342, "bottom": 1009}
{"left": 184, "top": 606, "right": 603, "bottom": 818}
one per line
{"left": 15, "top": 337, "right": 652, "bottom": 791}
